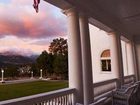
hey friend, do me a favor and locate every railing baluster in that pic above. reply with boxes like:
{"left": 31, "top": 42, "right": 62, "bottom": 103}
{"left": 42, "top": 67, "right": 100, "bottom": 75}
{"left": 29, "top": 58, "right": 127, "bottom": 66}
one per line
{"left": 0, "top": 88, "right": 75, "bottom": 105}
{"left": 64, "top": 96, "right": 66, "bottom": 105}
{"left": 70, "top": 94, "right": 74, "bottom": 105}
{"left": 67, "top": 95, "right": 69, "bottom": 105}
{"left": 63, "top": 96, "right": 65, "bottom": 105}
{"left": 60, "top": 96, "right": 62, "bottom": 105}
{"left": 54, "top": 98, "right": 56, "bottom": 105}
{"left": 51, "top": 99, "right": 53, "bottom": 105}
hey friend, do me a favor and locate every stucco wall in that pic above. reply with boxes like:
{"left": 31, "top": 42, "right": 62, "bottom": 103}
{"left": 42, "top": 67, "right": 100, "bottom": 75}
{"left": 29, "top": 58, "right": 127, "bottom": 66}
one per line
{"left": 136, "top": 44, "right": 140, "bottom": 79}
{"left": 89, "top": 24, "right": 115, "bottom": 82}
{"left": 121, "top": 41, "right": 128, "bottom": 76}
{"left": 89, "top": 24, "right": 131, "bottom": 83}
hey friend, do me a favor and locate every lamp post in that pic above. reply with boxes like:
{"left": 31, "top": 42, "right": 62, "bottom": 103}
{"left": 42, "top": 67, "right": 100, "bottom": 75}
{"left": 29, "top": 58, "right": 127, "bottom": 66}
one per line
{"left": 39, "top": 69, "right": 42, "bottom": 79}
{"left": 1, "top": 69, "right": 5, "bottom": 83}
{"left": 31, "top": 71, "right": 33, "bottom": 79}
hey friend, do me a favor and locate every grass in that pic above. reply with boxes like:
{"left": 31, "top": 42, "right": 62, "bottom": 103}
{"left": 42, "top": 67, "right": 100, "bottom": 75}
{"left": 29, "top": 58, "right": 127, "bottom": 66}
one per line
{"left": 0, "top": 80, "right": 68, "bottom": 101}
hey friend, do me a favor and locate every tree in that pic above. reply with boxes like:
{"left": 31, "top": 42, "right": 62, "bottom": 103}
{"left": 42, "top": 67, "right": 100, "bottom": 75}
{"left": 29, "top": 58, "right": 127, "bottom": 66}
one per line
{"left": 4, "top": 65, "right": 19, "bottom": 78}
{"left": 49, "top": 38, "right": 68, "bottom": 55}
{"left": 36, "top": 50, "right": 54, "bottom": 76}
{"left": 35, "top": 37, "right": 68, "bottom": 79}
{"left": 36, "top": 51, "right": 48, "bottom": 76}
{"left": 53, "top": 54, "right": 68, "bottom": 79}
{"left": 49, "top": 38, "right": 68, "bottom": 79}
{"left": 46, "top": 53, "right": 54, "bottom": 75}
{"left": 30, "top": 64, "right": 39, "bottom": 76}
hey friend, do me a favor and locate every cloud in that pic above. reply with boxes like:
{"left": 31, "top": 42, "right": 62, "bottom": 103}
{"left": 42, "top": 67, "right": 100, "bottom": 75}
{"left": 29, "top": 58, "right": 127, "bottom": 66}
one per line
{"left": 0, "top": 0, "right": 67, "bottom": 39}
{"left": 0, "top": 47, "right": 35, "bottom": 56}
{"left": 0, "top": 36, "right": 49, "bottom": 54}
{"left": 29, "top": 35, "right": 67, "bottom": 45}
{"left": 29, "top": 38, "right": 53, "bottom": 45}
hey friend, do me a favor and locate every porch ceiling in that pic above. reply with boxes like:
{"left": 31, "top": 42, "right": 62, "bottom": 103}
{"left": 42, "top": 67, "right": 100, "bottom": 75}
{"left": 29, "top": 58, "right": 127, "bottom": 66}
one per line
{"left": 44, "top": 0, "right": 140, "bottom": 43}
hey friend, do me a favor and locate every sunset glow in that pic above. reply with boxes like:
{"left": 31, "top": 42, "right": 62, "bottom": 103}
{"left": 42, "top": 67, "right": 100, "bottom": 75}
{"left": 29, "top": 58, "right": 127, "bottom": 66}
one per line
{"left": 0, "top": 0, "right": 67, "bottom": 55}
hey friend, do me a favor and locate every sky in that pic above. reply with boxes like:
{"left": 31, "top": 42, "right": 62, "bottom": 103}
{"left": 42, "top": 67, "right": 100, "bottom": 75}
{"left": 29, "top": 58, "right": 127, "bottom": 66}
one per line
{"left": 0, "top": 0, "right": 67, "bottom": 56}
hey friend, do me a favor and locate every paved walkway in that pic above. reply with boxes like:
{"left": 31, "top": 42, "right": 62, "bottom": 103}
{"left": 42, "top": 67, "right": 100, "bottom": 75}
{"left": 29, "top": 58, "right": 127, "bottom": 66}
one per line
{"left": 0, "top": 78, "right": 39, "bottom": 85}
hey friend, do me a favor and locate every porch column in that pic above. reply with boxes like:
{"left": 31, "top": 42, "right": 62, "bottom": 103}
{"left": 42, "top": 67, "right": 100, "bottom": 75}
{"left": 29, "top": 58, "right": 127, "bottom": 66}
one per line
{"left": 79, "top": 13, "right": 94, "bottom": 105}
{"left": 64, "top": 8, "right": 84, "bottom": 104}
{"left": 126, "top": 42, "right": 135, "bottom": 75}
{"left": 109, "top": 32, "right": 124, "bottom": 87}
{"left": 132, "top": 42, "right": 139, "bottom": 81}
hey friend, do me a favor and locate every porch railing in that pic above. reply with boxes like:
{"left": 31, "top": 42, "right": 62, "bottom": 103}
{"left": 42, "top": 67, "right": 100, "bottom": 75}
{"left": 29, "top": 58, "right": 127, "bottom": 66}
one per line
{"left": 0, "top": 75, "right": 135, "bottom": 105}
{"left": 94, "top": 78, "right": 118, "bottom": 97}
{"left": 124, "top": 75, "right": 135, "bottom": 84}
{"left": 93, "top": 78, "right": 118, "bottom": 105}
{"left": 93, "top": 75, "right": 135, "bottom": 105}
{"left": 0, "top": 88, "right": 75, "bottom": 105}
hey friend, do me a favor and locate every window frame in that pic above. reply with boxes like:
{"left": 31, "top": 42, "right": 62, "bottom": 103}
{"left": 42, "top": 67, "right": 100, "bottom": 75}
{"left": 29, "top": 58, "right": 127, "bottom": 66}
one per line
{"left": 100, "top": 50, "right": 111, "bottom": 72}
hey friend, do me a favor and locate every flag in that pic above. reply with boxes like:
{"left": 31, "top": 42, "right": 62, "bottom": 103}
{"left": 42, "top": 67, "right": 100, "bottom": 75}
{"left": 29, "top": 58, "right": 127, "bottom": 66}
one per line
{"left": 33, "top": 0, "right": 40, "bottom": 13}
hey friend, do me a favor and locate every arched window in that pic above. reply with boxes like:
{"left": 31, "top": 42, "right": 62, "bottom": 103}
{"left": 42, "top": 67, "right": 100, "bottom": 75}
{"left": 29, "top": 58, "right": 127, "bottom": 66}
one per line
{"left": 101, "top": 49, "right": 111, "bottom": 72}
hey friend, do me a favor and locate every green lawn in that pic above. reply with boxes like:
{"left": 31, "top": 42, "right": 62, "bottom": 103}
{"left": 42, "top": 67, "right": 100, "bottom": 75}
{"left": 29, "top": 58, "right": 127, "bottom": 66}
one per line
{"left": 0, "top": 80, "right": 68, "bottom": 101}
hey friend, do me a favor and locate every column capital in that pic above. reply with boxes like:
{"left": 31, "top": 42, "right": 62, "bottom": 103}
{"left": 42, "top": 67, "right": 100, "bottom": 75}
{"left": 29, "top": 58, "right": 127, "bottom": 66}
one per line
{"left": 107, "top": 31, "right": 122, "bottom": 37}
{"left": 62, "top": 7, "right": 78, "bottom": 16}
{"left": 107, "top": 31, "right": 117, "bottom": 35}
{"left": 79, "top": 12, "right": 89, "bottom": 18}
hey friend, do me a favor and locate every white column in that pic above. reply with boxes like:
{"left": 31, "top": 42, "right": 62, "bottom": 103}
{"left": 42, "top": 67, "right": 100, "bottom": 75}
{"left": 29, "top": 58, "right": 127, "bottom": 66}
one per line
{"left": 121, "top": 41, "right": 129, "bottom": 76}
{"left": 109, "top": 32, "right": 124, "bottom": 87}
{"left": 126, "top": 42, "right": 135, "bottom": 75}
{"left": 79, "top": 13, "right": 94, "bottom": 105}
{"left": 132, "top": 42, "right": 139, "bottom": 81}
{"left": 64, "top": 8, "right": 83, "bottom": 104}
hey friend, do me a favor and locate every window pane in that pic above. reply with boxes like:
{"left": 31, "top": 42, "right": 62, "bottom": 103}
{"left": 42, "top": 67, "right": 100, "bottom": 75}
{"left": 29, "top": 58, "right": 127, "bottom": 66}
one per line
{"left": 101, "top": 60, "right": 111, "bottom": 71}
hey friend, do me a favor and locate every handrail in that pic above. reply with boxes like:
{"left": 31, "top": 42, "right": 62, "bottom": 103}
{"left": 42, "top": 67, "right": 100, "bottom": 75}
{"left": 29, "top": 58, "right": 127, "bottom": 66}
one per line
{"left": 93, "top": 78, "right": 118, "bottom": 97}
{"left": 0, "top": 88, "right": 76, "bottom": 105}
{"left": 93, "top": 75, "right": 136, "bottom": 105}
{"left": 94, "top": 78, "right": 118, "bottom": 87}
{"left": 124, "top": 75, "right": 135, "bottom": 79}
{"left": 0, "top": 75, "right": 135, "bottom": 105}
{"left": 124, "top": 75, "right": 135, "bottom": 84}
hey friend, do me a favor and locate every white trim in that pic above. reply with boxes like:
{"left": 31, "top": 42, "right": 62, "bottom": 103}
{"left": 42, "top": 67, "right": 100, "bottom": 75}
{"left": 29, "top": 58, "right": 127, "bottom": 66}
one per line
{"left": 100, "top": 57, "right": 111, "bottom": 60}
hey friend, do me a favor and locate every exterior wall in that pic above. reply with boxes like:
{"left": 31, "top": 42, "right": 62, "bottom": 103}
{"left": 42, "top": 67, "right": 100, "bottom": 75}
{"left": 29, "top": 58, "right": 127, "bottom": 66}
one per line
{"left": 121, "top": 41, "right": 128, "bottom": 76}
{"left": 89, "top": 24, "right": 114, "bottom": 83}
{"left": 89, "top": 24, "right": 131, "bottom": 83}
{"left": 126, "top": 42, "right": 135, "bottom": 75}
{"left": 136, "top": 44, "right": 140, "bottom": 79}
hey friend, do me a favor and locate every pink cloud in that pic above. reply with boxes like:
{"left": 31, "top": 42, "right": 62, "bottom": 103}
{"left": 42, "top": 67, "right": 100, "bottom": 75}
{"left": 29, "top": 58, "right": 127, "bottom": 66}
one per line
{"left": 0, "top": 36, "right": 49, "bottom": 54}
{"left": 0, "top": 0, "right": 67, "bottom": 39}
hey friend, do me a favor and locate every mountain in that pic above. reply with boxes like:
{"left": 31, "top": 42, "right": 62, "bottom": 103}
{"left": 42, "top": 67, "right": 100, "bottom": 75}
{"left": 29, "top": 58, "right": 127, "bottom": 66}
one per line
{"left": 29, "top": 55, "right": 39, "bottom": 61}
{"left": 0, "top": 51, "right": 39, "bottom": 67}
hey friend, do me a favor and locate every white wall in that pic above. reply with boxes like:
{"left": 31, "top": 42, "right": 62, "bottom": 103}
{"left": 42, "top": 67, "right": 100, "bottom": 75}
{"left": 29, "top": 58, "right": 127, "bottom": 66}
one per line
{"left": 89, "top": 24, "right": 115, "bottom": 83}
{"left": 121, "top": 41, "right": 135, "bottom": 76}
{"left": 136, "top": 44, "right": 140, "bottom": 79}
{"left": 89, "top": 24, "right": 132, "bottom": 83}
{"left": 121, "top": 41, "right": 128, "bottom": 76}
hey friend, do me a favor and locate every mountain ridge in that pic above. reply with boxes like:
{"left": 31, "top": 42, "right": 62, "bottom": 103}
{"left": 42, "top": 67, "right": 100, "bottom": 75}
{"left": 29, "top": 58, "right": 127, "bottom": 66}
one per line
{"left": 0, "top": 51, "right": 39, "bottom": 67}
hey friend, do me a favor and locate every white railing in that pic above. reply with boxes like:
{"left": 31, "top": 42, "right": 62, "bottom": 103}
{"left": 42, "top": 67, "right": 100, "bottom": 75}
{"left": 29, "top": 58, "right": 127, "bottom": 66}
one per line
{"left": 93, "top": 78, "right": 118, "bottom": 105}
{"left": 124, "top": 75, "right": 135, "bottom": 84}
{"left": 0, "top": 88, "right": 75, "bottom": 105}
{"left": 0, "top": 75, "right": 135, "bottom": 105}
{"left": 94, "top": 78, "right": 118, "bottom": 97}
{"left": 93, "top": 75, "right": 135, "bottom": 105}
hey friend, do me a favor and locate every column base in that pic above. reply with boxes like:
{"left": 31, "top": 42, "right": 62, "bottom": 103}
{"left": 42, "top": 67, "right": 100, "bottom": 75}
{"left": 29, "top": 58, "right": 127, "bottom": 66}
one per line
{"left": 30, "top": 77, "right": 34, "bottom": 79}
{"left": 39, "top": 77, "right": 43, "bottom": 80}
{"left": 1, "top": 80, "right": 5, "bottom": 83}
